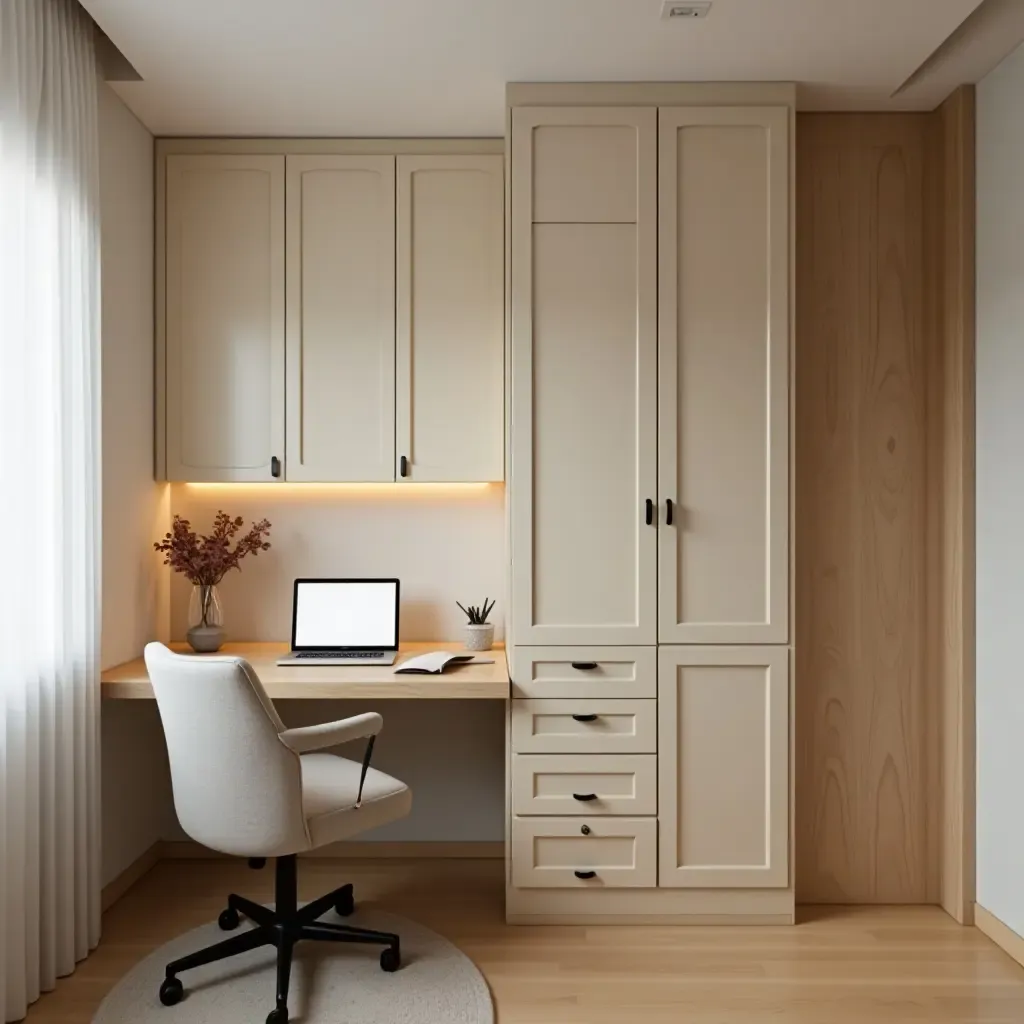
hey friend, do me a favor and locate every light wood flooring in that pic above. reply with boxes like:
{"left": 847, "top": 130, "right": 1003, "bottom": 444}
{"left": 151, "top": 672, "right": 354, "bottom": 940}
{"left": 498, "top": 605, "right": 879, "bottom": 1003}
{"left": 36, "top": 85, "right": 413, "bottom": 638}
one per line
{"left": 25, "top": 858, "right": 1024, "bottom": 1023}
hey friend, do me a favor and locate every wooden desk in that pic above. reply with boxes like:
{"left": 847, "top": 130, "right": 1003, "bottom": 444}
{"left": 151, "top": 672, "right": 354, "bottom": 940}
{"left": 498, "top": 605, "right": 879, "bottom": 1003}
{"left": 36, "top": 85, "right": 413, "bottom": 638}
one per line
{"left": 101, "top": 642, "right": 509, "bottom": 700}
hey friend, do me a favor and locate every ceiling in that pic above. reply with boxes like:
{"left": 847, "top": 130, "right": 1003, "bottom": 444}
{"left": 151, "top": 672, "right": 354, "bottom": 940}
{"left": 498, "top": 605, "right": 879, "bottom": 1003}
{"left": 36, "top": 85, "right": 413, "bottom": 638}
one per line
{"left": 82, "top": 0, "right": 1010, "bottom": 137}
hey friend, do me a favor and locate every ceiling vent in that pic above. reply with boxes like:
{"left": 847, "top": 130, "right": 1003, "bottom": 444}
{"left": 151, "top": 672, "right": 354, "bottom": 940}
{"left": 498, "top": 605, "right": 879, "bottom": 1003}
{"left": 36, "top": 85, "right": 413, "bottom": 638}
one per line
{"left": 661, "top": 2, "right": 711, "bottom": 20}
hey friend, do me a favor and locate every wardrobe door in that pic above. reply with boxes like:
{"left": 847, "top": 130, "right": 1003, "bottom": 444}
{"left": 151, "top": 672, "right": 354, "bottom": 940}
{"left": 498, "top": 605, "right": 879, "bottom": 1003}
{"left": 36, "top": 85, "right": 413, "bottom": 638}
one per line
{"left": 658, "top": 646, "right": 789, "bottom": 888}
{"left": 164, "top": 155, "right": 284, "bottom": 482}
{"left": 658, "top": 107, "right": 790, "bottom": 644}
{"left": 396, "top": 155, "right": 504, "bottom": 482}
{"left": 510, "top": 107, "right": 658, "bottom": 645}
{"left": 285, "top": 156, "right": 395, "bottom": 481}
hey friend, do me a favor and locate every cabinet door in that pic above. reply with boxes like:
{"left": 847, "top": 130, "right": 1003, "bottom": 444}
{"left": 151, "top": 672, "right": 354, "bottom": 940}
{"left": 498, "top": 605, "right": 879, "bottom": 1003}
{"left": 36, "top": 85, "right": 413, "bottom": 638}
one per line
{"left": 396, "top": 156, "right": 504, "bottom": 482}
{"left": 285, "top": 156, "right": 395, "bottom": 481}
{"left": 658, "top": 646, "right": 789, "bottom": 888}
{"left": 164, "top": 155, "right": 284, "bottom": 482}
{"left": 658, "top": 107, "right": 790, "bottom": 643}
{"left": 510, "top": 107, "right": 658, "bottom": 645}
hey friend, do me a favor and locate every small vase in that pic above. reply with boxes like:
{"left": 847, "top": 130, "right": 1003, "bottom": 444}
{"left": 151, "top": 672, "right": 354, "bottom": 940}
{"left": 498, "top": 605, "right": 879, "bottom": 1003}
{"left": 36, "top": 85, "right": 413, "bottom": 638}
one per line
{"left": 187, "top": 584, "right": 225, "bottom": 653}
{"left": 464, "top": 623, "right": 494, "bottom": 652}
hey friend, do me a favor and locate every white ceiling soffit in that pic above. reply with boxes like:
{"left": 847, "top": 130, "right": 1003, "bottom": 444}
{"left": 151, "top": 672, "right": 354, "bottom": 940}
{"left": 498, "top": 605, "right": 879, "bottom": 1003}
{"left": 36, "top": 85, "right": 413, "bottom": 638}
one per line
{"left": 893, "top": 0, "right": 1024, "bottom": 103}
{"left": 81, "top": 0, "right": 992, "bottom": 136}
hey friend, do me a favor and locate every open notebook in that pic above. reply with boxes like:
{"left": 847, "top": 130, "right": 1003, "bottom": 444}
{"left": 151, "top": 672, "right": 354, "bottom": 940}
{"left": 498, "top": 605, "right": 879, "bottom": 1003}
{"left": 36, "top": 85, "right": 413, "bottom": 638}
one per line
{"left": 394, "top": 652, "right": 494, "bottom": 675}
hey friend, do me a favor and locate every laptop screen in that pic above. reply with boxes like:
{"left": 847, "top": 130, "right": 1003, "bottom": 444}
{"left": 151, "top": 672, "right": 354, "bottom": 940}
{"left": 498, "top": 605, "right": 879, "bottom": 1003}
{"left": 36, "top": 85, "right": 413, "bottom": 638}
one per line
{"left": 292, "top": 579, "right": 399, "bottom": 650}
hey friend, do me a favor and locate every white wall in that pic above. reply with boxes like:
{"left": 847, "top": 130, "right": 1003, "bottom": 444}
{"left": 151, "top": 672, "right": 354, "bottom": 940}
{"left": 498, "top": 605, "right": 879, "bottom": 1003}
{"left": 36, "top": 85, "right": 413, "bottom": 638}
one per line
{"left": 976, "top": 40, "right": 1024, "bottom": 938}
{"left": 164, "top": 483, "right": 507, "bottom": 842}
{"left": 99, "top": 80, "right": 174, "bottom": 886}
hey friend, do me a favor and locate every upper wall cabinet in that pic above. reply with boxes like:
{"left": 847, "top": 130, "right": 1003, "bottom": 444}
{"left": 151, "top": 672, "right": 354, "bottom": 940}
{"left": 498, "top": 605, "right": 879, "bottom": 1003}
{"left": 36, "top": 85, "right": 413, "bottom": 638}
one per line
{"left": 510, "top": 108, "right": 658, "bottom": 645}
{"left": 286, "top": 156, "right": 396, "bottom": 482}
{"left": 158, "top": 146, "right": 504, "bottom": 483}
{"left": 657, "top": 107, "right": 790, "bottom": 644}
{"left": 163, "top": 155, "right": 285, "bottom": 482}
{"left": 396, "top": 156, "right": 504, "bottom": 482}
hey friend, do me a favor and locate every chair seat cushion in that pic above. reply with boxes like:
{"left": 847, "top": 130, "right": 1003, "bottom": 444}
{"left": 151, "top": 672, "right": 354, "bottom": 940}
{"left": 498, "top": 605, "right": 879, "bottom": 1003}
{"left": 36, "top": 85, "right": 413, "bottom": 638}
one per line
{"left": 300, "top": 753, "right": 412, "bottom": 849}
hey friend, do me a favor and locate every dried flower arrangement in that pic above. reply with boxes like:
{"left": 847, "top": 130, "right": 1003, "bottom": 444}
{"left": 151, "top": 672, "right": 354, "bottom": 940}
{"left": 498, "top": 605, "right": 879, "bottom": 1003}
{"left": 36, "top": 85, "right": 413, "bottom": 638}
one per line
{"left": 154, "top": 511, "right": 272, "bottom": 586}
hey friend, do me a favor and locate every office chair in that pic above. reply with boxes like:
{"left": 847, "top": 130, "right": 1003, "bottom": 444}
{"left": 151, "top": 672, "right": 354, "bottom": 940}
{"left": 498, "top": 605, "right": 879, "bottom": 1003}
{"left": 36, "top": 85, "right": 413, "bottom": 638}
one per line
{"left": 143, "top": 642, "right": 412, "bottom": 1024}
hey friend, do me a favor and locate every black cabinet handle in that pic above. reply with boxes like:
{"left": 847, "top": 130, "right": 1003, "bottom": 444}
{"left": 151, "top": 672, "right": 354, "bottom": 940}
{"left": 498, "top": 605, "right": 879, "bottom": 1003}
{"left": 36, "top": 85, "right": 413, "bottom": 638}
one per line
{"left": 666, "top": 498, "right": 674, "bottom": 526}
{"left": 270, "top": 456, "right": 281, "bottom": 478}
{"left": 574, "top": 870, "right": 597, "bottom": 880}
{"left": 400, "top": 455, "right": 408, "bottom": 478}
{"left": 571, "top": 661, "right": 597, "bottom": 671}
{"left": 645, "top": 497, "right": 653, "bottom": 525}
{"left": 572, "top": 713, "right": 598, "bottom": 723}
{"left": 572, "top": 792, "right": 598, "bottom": 802}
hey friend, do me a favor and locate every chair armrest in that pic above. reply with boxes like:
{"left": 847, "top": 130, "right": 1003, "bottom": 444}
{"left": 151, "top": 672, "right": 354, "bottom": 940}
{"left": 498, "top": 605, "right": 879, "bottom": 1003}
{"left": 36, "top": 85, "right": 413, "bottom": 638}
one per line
{"left": 278, "top": 712, "right": 383, "bottom": 754}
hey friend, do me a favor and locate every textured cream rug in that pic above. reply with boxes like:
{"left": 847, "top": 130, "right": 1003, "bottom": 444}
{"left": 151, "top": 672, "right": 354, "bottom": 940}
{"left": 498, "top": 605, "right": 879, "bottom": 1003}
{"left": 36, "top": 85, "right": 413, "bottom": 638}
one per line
{"left": 93, "top": 908, "right": 493, "bottom": 1023}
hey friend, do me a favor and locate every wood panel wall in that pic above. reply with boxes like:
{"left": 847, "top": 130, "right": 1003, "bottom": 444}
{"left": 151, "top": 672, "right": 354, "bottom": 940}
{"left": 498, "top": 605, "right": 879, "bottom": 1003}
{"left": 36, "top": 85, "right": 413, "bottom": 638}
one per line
{"left": 796, "top": 114, "right": 932, "bottom": 904}
{"left": 795, "top": 99, "right": 975, "bottom": 907}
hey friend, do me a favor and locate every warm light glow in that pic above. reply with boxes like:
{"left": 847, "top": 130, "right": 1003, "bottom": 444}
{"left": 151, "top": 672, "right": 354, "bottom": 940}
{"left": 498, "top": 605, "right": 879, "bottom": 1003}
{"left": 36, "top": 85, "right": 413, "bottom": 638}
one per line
{"left": 178, "top": 481, "right": 500, "bottom": 497}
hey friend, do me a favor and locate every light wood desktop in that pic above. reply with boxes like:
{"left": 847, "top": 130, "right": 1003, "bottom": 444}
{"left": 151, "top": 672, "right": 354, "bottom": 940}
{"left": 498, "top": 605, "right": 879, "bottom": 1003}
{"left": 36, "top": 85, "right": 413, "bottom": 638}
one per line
{"left": 101, "top": 642, "right": 509, "bottom": 700}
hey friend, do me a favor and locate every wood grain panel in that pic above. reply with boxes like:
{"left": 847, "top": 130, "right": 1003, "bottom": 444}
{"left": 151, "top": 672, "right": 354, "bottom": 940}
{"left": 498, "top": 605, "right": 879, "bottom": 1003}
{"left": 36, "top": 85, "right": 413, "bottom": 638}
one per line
{"left": 796, "top": 114, "right": 931, "bottom": 903}
{"left": 927, "top": 87, "right": 976, "bottom": 924}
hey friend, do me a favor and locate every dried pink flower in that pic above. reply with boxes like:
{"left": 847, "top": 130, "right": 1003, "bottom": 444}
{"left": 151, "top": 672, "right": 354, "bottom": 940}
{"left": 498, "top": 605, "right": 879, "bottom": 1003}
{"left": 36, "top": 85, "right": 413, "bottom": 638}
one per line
{"left": 154, "top": 511, "right": 272, "bottom": 586}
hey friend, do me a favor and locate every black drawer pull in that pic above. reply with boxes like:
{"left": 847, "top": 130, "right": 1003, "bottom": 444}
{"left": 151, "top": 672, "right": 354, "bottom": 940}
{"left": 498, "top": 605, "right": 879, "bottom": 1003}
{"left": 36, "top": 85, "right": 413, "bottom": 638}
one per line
{"left": 572, "top": 792, "right": 598, "bottom": 802}
{"left": 574, "top": 870, "right": 597, "bottom": 880}
{"left": 571, "top": 661, "right": 597, "bottom": 671}
{"left": 645, "top": 497, "right": 653, "bottom": 525}
{"left": 666, "top": 498, "right": 674, "bottom": 526}
{"left": 270, "top": 455, "right": 281, "bottom": 478}
{"left": 399, "top": 455, "right": 408, "bottom": 478}
{"left": 572, "top": 714, "right": 598, "bottom": 723}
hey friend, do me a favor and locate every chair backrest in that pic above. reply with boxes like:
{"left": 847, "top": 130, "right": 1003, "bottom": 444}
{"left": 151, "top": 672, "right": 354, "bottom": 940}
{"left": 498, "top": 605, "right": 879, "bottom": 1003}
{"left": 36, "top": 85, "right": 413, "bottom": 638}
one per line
{"left": 144, "top": 642, "right": 311, "bottom": 857}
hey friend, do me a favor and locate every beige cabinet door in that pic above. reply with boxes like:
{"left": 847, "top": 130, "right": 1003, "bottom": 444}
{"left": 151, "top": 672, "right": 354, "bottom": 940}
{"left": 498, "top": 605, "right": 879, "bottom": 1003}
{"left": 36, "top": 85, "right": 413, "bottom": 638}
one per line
{"left": 658, "top": 107, "right": 790, "bottom": 643}
{"left": 285, "top": 156, "right": 395, "bottom": 481}
{"left": 658, "top": 646, "right": 789, "bottom": 888}
{"left": 396, "top": 156, "right": 504, "bottom": 482}
{"left": 511, "top": 107, "right": 658, "bottom": 645}
{"left": 164, "top": 155, "right": 284, "bottom": 482}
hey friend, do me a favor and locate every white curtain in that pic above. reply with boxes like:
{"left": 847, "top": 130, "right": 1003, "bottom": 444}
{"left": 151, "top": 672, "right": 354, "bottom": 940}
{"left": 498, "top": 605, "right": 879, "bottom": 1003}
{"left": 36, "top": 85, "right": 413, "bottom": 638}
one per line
{"left": 0, "top": 0, "right": 103, "bottom": 1019}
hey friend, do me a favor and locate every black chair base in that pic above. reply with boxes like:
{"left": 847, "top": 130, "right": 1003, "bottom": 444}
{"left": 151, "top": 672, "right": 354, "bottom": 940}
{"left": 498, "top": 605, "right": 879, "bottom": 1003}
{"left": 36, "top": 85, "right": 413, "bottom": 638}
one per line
{"left": 157, "top": 854, "right": 400, "bottom": 1024}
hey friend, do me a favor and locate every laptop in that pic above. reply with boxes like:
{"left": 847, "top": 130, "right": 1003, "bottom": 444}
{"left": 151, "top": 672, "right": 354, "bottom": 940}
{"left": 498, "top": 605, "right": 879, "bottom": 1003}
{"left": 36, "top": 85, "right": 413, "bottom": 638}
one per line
{"left": 276, "top": 578, "right": 400, "bottom": 666}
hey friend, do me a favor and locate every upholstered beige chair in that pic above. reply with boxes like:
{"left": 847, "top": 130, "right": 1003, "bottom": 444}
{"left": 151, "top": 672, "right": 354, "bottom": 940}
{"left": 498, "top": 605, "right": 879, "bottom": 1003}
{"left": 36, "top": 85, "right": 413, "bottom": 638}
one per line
{"left": 144, "top": 642, "right": 412, "bottom": 1024}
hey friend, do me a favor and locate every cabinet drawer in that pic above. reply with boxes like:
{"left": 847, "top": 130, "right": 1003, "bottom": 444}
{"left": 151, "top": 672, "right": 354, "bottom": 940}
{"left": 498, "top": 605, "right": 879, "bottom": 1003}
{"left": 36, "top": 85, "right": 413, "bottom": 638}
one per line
{"left": 513, "top": 754, "right": 657, "bottom": 815}
{"left": 511, "top": 647, "right": 656, "bottom": 698}
{"left": 511, "top": 816, "right": 657, "bottom": 888}
{"left": 511, "top": 699, "right": 656, "bottom": 754}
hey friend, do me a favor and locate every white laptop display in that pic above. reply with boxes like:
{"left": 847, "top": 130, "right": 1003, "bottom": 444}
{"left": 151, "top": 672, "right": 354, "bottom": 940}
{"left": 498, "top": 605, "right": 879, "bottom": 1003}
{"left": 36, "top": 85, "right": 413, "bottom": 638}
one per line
{"left": 276, "top": 578, "right": 400, "bottom": 666}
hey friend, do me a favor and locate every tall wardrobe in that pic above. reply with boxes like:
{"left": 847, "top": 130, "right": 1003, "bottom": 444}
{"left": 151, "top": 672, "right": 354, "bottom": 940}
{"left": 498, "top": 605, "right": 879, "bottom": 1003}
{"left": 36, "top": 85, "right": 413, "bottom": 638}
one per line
{"left": 506, "top": 84, "right": 794, "bottom": 923}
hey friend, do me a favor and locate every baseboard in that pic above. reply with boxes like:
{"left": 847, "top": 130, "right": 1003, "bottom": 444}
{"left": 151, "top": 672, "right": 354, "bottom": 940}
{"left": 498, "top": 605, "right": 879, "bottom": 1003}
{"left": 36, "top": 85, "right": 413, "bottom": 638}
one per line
{"left": 101, "top": 841, "right": 162, "bottom": 912}
{"left": 975, "top": 903, "right": 1024, "bottom": 969}
{"left": 160, "top": 840, "right": 505, "bottom": 860}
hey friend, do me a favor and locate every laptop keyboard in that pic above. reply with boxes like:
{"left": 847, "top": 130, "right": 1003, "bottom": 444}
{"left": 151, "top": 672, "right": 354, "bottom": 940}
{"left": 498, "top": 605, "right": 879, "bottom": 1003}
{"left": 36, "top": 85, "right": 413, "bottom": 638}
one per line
{"left": 293, "top": 651, "right": 386, "bottom": 660}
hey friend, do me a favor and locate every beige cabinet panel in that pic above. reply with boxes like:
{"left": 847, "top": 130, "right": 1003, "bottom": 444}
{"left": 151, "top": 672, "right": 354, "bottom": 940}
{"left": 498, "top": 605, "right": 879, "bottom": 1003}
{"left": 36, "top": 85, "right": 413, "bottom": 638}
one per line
{"left": 513, "top": 754, "right": 657, "bottom": 816}
{"left": 658, "top": 107, "right": 790, "bottom": 643}
{"left": 285, "top": 156, "right": 395, "bottom": 481}
{"left": 164, "top": 155, "right": 284, "bottom": 481}
{"left": 512, "top": 698, "right": 657, "bottom": 755}
{"left": 511, "top": 647, "right": 657, "bottom": 698}
{"left": 511, "top": 816, "right": 657, "bottom": 888}
{"left": 511, "top": 108, "right": 657, "bottom": 645}
{"left": 658, "top": 646, "right": 789, "bottom": 888}
{"left": 396, "top": 155, "right": 504, "bottom": 482}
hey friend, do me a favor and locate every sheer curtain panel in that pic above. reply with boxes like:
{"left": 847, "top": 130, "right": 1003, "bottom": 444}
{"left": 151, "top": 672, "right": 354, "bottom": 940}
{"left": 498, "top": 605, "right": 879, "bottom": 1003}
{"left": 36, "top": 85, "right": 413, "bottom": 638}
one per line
{"left": 0, "top": 0, "right": 103, "bottom": 1019}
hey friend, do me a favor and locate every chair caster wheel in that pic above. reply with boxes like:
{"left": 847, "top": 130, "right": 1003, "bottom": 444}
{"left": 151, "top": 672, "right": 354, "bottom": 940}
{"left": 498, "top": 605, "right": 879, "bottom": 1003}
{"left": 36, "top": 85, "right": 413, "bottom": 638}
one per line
{"left": 380, "top": 945, "right": 401, "bottom": 972}
{"left": 159, "top": 976, "right": 183, "bottom": 1006}
{"left": 266, "top": 1007, "right": 288, "bottom": 1024}
{"left": 249, "top": 857, "right": 266, "bottom": 870}
{"left": 218, "top": 907, "right": 240, "bottom": 931}
{"left": 334, "top": 886, "right": 355, "bottom": 917}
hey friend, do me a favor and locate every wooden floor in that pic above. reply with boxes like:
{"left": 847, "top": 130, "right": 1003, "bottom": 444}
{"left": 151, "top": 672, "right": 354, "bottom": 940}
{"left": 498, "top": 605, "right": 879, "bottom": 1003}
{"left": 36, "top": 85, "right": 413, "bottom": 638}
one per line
{"left": 25, "top": 858, "right": 1024, "bottom": 1023}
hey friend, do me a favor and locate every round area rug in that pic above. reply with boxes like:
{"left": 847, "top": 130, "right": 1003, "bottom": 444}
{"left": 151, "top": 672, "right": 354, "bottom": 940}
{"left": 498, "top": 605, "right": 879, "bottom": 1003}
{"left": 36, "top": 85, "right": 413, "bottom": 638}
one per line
{"left": 93, "top": 907, "right": 493, "bottom": 1024}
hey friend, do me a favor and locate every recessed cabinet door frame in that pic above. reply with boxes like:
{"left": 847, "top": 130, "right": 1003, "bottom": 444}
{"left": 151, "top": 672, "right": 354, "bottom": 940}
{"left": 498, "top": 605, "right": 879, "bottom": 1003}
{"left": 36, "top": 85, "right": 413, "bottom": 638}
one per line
{"left": 511, "top": 107, "right": 658, "bottom": 645}
{"left": 285, "top": 155, "right": 396, "bottom": 482}
{"left": 396, "top": 155, "right": 504, "bottom": 482}
{"left": 657, "top": 107, "right": 790, "bottom": 644}
{"left": 658, "top": 645, "right": 789, "bottom": 888}
{"left": 164, "top": 154, "right": 285, "bottom": 482}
